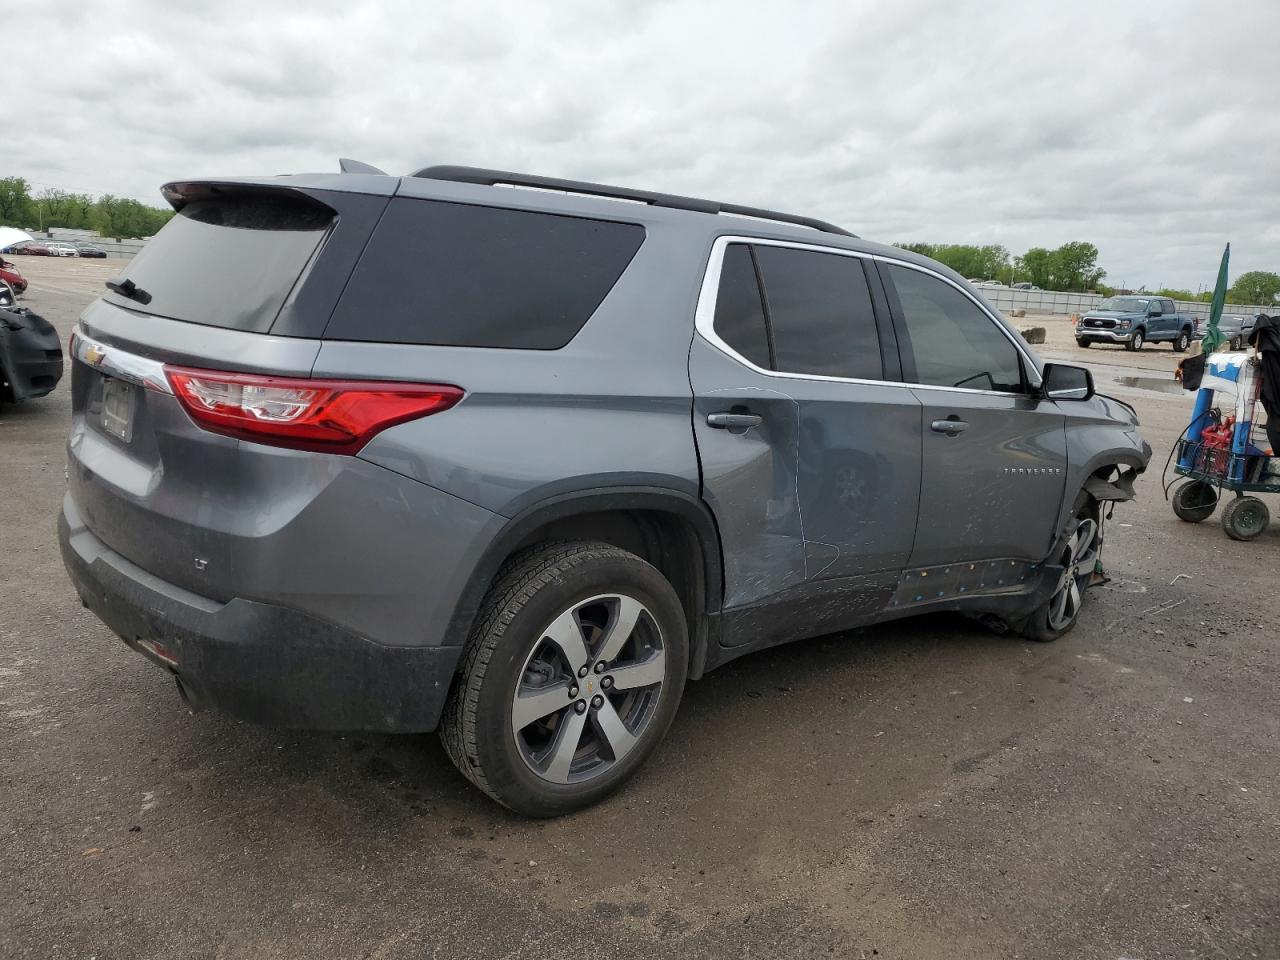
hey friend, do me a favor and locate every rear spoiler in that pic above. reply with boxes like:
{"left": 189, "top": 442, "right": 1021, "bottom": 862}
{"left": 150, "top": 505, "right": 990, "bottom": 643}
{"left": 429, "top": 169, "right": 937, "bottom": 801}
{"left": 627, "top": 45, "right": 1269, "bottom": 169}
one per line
{"left": 159, "top": 180, "right": 340, "bottom": 214}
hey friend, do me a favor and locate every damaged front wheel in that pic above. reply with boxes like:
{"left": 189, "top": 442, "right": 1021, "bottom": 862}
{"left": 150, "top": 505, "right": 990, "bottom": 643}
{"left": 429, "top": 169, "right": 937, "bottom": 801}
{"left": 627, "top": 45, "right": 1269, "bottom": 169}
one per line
{"left": 1018, "top": 494, "right": 1102, "bottom": 642}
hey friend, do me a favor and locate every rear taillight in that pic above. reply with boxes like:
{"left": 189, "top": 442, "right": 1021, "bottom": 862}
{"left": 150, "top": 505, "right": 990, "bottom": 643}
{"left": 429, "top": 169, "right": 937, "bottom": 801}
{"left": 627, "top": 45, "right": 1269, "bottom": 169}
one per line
{"left": 164, "top": 366, "right": 463, "bottom": 455}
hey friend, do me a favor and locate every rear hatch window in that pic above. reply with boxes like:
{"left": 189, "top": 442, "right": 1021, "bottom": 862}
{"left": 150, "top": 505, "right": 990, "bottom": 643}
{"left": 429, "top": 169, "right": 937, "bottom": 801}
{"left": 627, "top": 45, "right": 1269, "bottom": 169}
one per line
{"left": 103, "top": 191, "right": 334, "bottom": 332}
{"left": 323, "top": 198, "right": 645, "bottom": 349}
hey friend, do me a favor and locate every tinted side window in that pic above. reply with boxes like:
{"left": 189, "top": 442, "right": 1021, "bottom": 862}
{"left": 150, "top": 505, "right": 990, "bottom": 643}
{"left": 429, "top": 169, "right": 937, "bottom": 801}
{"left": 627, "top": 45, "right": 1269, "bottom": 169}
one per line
{"left": 1163, "top": 299, "right": 1176, "bottom": 315}
{"left": 712, "top": 244, "right": 772, "bottom": 369}
{"left": 753, "top": 246, "right": 881, "bottom": 380}
{"left": 887, "top": 264, "right": 1023, "bottom": 392}
{"left": 326, "top": 199, "right": 644, "bottom": 348}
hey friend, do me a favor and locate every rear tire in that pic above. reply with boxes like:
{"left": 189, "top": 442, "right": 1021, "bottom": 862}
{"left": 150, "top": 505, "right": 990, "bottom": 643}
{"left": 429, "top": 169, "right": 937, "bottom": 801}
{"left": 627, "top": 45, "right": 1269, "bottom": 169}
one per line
{"left": 440, "top": 541, "right": 688, "bottom": 817}
{"left": 1171, "top": 480, "right": 1218, "bottom": 523}
{"left": 1018, "top": 493, "right": 1100, "bottom": 642}
{"left": 1173, "top": 330, "right": 1190, "bottom": 352}
{"left": 1221, "top": 496, "right": 1270, "bottom": 542}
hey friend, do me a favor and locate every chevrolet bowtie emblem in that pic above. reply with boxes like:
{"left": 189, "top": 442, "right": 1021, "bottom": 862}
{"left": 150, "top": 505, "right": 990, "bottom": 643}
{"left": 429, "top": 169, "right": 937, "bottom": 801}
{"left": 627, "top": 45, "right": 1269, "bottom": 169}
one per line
{"left": 84, "top": 344, "right": 106, "bottom": 366}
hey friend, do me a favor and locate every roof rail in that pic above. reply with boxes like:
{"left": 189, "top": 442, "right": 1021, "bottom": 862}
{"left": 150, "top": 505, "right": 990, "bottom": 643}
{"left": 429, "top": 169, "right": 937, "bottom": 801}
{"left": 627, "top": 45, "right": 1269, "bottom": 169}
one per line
{"left": 410, "top": 165, "right": 856, "bottom": 238}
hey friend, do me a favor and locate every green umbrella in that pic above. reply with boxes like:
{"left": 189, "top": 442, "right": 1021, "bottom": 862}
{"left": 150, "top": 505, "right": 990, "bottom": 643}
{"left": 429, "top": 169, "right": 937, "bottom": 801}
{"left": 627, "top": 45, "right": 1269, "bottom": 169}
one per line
{"left": 1202, "top": 242, "right": 1230, "bottom": 353}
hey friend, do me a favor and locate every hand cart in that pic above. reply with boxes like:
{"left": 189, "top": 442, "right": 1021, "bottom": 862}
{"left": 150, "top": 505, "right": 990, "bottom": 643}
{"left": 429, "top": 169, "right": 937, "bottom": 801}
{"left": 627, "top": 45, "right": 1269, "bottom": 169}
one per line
{"left": 1167, "top": 352, "right": 1279, "bottom": 541}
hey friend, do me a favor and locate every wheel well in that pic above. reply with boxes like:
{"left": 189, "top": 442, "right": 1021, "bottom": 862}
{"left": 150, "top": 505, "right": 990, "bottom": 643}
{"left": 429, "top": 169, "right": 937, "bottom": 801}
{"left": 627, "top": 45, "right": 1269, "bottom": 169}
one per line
{"left": 1083, "top": 462, "right": 1139, "bottom": 503}
{"left": 511, "top": 509, "right": 710, "bottom": 671}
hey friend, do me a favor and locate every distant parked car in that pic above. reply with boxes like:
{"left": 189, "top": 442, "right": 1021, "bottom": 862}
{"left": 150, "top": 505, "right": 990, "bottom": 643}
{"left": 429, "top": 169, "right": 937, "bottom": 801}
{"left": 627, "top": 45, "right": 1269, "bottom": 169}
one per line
{"left": 1195, "top": 314, "right": 1257, "bottom": 351}
{"left": 1076, "top": 296, "right": 1196, "bottom": 352}
{"left": 1012, "top": 282, "right": 1042, "bottom": 291}
{"left": 8, "top": 241, "right": 51, "bottom": 256}
{"left": 978, "top": 280, "right": 1007, "bottom": 288}
{"left": 47, "top": 242, "right": 79, "bottom": 257}
{"left": 75, "top": 244, "right": 107, "bottom": 258}
{"left": 0, "top": 257, "right": 27, "bottom": 294}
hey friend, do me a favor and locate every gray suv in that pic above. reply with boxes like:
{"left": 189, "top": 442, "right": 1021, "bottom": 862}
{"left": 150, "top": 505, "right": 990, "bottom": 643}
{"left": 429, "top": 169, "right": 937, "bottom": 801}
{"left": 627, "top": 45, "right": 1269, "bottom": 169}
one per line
{"left": 58, "top": 164, "right": 1151, "bottom": 816}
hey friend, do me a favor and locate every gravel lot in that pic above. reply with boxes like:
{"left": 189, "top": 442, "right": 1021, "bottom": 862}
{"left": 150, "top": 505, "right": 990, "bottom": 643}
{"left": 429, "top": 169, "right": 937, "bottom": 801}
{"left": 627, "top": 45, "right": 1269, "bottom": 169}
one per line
{"left": 3, "top": 258, "right": 1278, "bottom": 959}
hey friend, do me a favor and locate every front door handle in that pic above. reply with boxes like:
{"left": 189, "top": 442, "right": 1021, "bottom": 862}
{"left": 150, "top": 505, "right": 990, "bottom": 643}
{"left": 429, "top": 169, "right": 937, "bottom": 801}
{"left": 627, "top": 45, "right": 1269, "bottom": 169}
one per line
{"left": 707, "top": 412, "right": 763, "bottom": 430}
{"left": 930, "top": 418, "right": 969, "bottom": 436}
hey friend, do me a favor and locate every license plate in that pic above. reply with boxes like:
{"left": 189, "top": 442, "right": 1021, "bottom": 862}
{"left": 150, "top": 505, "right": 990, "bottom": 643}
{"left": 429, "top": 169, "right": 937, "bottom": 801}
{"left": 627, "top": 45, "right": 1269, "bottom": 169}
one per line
{"left": 100, "top": 378, "right": 134, "bottom": 442}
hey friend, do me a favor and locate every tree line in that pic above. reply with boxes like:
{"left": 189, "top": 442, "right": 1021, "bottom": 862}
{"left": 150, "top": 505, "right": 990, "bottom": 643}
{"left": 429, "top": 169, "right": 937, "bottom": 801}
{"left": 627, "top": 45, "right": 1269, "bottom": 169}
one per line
{"left": 895, "top": 241, "right": 1106, "bottom": 292}
{"left": 0, "top": 176, "right": 174, "bottom": 240}
{"left": 1152, "top": 271, "right": 1280, "bottom": 307}
{"left": 895, "top": 239, "right": 1280, "bottom": 305}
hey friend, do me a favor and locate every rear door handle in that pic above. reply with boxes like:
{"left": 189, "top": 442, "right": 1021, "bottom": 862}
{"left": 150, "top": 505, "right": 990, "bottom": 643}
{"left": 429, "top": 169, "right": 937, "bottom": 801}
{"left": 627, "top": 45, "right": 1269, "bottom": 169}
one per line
{"left": 930, "top": 418, "right": 969, "bottom": 436}
{"left": 707, "top": 412, "right": 763, "bottom": 430}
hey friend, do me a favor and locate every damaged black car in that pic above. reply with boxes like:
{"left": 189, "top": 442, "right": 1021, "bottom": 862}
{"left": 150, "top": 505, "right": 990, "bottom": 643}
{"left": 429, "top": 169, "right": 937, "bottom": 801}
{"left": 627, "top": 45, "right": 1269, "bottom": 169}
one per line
{"left": 0, "top": 281, "right": 63, "bottom": 408}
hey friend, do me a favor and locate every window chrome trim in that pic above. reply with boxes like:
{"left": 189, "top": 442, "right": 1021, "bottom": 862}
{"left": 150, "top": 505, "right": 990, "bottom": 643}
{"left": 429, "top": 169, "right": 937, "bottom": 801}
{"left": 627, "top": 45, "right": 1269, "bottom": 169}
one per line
{"left": 693, "top": 235, "right": 1043, "bottom": 396}
{"left": 70, "top": 327, "right": 173, "bottom": 394}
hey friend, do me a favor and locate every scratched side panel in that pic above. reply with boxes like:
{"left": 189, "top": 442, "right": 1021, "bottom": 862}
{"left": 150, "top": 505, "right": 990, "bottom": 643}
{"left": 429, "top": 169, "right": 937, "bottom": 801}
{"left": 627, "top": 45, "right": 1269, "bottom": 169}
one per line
{"left": 689, "top": 339, "right": 925, "bottom": 649}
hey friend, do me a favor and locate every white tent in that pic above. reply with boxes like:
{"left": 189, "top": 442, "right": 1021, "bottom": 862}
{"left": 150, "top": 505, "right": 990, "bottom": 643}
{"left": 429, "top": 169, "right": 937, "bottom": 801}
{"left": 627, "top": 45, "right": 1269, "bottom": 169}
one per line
{"left": 0, "top": 226, "right": 33, "bottom": 251}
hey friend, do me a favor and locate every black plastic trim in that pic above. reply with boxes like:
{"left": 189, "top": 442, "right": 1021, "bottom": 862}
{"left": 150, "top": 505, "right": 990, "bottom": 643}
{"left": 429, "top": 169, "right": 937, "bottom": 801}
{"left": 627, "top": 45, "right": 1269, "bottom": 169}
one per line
{"left": 746, "top": 245, "right": 778, "bottom": 369}
{"left": 864, "top": 258, "right": 904, "bottom": 382}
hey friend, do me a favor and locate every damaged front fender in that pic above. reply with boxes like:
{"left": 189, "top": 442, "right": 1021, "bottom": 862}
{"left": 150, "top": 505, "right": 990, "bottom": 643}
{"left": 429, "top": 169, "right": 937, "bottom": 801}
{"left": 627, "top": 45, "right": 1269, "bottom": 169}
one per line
{"left": 1083, "top": 462, "right": 1140, "bottom": 503}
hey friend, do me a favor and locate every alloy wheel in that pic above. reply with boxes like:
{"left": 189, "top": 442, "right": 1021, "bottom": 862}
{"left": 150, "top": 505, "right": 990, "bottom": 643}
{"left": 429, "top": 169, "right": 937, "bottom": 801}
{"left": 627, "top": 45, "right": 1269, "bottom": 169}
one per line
{"left": 511, "top": 593, "right": 666, "bottom": 784}
{"left": 1047, "top": 517, "right": 1099, "bottom": 632}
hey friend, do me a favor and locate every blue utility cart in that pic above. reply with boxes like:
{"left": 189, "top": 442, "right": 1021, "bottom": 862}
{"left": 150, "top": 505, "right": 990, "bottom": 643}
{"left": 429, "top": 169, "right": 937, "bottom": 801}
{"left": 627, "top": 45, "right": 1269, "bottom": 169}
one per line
{"left": 1169, "top": 352, "right": 1279, "bottom": 541}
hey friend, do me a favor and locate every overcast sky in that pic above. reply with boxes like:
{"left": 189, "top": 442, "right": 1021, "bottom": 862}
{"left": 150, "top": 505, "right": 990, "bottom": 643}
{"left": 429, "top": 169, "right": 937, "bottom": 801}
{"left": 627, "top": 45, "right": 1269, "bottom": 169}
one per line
{"left": 10, "top": 0, "right": 1278, "bottom": 289}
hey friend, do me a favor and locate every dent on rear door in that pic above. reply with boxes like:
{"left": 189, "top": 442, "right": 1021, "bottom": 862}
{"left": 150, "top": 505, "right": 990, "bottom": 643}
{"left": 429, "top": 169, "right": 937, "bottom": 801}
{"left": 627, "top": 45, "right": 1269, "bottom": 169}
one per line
{"left": 689, "top": 338, "right": 806, "bottom": 608}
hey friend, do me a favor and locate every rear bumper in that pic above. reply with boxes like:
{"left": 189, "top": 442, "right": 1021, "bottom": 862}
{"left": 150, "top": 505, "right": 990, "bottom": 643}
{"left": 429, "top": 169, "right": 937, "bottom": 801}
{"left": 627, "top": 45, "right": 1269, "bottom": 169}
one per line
{"left": 0, "top": 325, "right": 63, "bottom": 401}
{"left": 59, "top": 494, "right": 463, "bottom": 732}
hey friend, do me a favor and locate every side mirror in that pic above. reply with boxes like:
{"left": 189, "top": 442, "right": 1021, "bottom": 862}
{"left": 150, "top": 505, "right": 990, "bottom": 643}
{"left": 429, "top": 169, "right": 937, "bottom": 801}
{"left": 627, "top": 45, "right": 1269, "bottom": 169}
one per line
{"left": 1041, "top": 362, "right": 1094, "bottom": 401}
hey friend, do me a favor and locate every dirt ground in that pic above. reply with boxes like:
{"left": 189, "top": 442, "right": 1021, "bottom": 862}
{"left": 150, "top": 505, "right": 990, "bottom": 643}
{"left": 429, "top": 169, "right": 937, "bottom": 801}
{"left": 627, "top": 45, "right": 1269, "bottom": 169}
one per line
{"left": 3, "top": 257, "right": 1278, "bottom": 960}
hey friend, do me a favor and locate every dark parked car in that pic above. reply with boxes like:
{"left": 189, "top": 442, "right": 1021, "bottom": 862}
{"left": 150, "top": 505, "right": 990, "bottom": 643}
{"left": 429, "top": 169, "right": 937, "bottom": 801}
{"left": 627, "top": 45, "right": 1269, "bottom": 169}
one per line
{"left": 1195, "top": 313, "right": 1257, "bottom": 351}
{"left": 59, "top": 164, "right": 1152, "bottom": 815}
{"left": 7, "top": 241, "right": 51, "bottom": 256}
{"left": 75, "top": 244, "right": 108, "bottom": 258}
{"left": 0, "top": 282, "right": 63, "bottom": 408}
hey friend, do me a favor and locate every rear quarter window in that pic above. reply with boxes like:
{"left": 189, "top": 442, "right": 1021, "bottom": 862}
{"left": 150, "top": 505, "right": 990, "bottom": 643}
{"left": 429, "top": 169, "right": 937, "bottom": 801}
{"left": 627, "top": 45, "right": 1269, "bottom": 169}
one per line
{"left": 324, "top": 199, "right": 645, "bottom": 348}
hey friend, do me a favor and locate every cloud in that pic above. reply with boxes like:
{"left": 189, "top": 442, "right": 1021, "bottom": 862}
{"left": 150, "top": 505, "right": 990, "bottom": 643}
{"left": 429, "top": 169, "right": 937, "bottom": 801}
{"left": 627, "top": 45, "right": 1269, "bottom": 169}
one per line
{"left": 11, "top": 0, "right": 1280, "bottom": 288}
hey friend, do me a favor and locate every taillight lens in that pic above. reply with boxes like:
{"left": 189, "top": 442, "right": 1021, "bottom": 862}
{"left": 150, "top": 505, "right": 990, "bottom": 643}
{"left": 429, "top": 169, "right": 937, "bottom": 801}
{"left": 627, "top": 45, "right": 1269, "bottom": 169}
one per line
{"left": 164, "top": 366, "right": 463, "bottom": 454}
